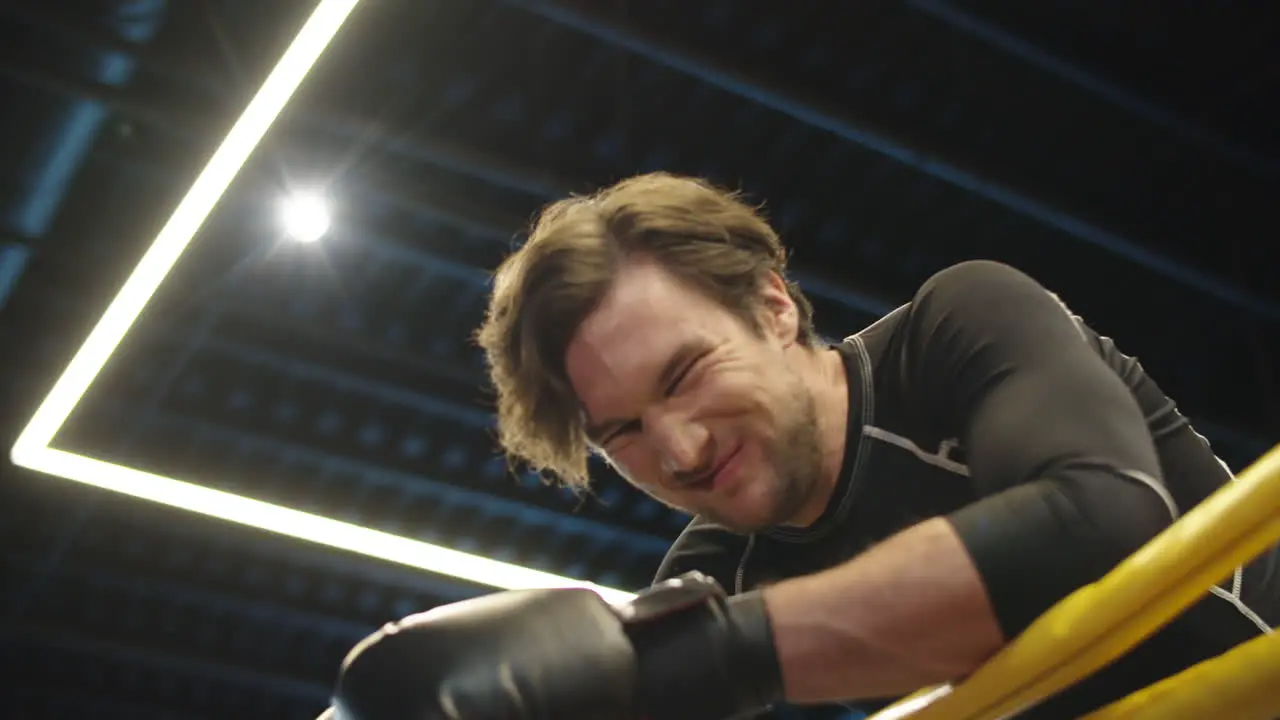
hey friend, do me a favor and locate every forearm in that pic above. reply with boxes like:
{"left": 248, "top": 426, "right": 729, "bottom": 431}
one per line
{"left": 761, "top": 516, "right": 1005, "bottom": 703}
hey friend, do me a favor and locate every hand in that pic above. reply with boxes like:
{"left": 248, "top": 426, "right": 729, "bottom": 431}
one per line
{"left": 322, "top": 572, "right": 783, "bottom": 720}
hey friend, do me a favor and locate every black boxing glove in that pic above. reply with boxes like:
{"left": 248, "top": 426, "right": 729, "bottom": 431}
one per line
{"left": 327, "top": 572, "right": 783, "bottom": 720}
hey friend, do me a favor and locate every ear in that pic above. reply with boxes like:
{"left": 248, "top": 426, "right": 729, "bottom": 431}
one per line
{"left": 757, "top": 271, "right": 800, "bottom": 347}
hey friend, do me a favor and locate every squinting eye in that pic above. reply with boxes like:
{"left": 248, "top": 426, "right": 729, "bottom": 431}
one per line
{"left": 604, "top": 419, "right": 643, "bottom": 445}
{"left": 668, "top": 361, "right": 699, "bottom": 396}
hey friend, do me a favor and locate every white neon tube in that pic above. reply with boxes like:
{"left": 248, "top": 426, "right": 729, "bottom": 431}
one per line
{"left": 9, "top": 0, "right": 636, "bottom": 606}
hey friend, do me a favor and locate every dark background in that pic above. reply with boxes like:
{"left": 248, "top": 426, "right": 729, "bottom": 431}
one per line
{"left": 1, "top": 1, "right": 1276, "bottom": 718}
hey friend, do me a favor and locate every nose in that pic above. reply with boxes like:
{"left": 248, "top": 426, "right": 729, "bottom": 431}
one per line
{"left": 647, "top": 408, "right": 712, "bottom": 485}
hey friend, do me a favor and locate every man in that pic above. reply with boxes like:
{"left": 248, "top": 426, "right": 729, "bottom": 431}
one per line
{"left": 323, "top": 173, "right": 1278, "bottom": 719}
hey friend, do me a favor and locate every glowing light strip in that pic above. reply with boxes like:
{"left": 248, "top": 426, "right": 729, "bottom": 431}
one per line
{"left": 26, "top": 447, "right": 634, "bottom": 604}
{"left": 9, "top": 0, "right": 635, "bottom": 607}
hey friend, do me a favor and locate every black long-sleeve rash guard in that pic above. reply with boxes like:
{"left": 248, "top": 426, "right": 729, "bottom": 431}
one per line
{"left": 654, "top": 261, "right": 1278, "bottom": 718}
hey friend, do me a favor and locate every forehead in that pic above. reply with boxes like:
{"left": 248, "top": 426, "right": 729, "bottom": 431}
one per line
{"left": 564, "top": 261, "right": 730, "bottom": 398}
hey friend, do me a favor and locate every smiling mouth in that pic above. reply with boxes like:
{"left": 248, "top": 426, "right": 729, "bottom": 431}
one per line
{"left": 691, "top": 445, "right": 741, "bottom": 492}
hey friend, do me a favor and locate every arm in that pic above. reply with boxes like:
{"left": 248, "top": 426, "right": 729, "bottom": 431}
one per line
{"left": 653, "top": 517, "right": 749, "bottom": 588}
{"left": 762, "top": 261, "right": 1177, "bottom": 703}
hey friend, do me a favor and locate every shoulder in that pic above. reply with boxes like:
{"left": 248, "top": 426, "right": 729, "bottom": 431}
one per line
{"left": 844, "top": 262, "right": 1061, "bottom": 378}
{"left": 889, "top": 261, "right": 1091, "bottom": 421}
{"left": 901, "top": 260, "right": 1083, "bottom": 355}
{"left": 652, "top": 516, "right": 750, "bottom": 590}
{"left": 910, "top": 260, "right": 1060, "bottom": 319}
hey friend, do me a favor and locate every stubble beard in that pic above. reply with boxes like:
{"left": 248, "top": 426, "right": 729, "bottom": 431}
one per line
{"left": 712, "top": 372, "right": 826, "bottom": 534}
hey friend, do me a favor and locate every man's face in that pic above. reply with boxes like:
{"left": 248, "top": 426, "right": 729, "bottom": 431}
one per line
{"left": 563, "top": 259, "right": 824, "bottom": 533}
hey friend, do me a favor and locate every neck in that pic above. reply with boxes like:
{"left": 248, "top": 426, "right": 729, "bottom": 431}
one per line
{"left": 788, "top": 345, "right": 850, "bottom": 527}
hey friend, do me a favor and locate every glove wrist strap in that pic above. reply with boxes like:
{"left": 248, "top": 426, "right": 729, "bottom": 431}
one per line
{"left": 726, "top": 591, "right": 784, "bottom": 709}
{"left": 621, "top": 573, "right": 782, "bottom": 720}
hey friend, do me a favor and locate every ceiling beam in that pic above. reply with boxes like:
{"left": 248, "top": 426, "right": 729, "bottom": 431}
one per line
{"left": 905, "top": 0, "right": 1279, "bottom": 177}
{"left": 503, "top": 0, "right": 1280, "bottom": 322}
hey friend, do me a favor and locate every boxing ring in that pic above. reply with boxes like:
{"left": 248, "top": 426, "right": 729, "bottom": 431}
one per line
{"left": 7, "top": 0, "right": 1277, "bottom": 716}
{"left": 868, "top": 442, "right": 1280, "bottom": 720}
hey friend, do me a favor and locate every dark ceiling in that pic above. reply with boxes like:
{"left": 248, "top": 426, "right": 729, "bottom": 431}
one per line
{"left": 1, "top": 1, "right": 1276, "bottom": 718}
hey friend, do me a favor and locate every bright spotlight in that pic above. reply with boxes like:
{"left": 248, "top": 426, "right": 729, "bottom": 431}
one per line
{"left": 281, "top": 191, "right": 331, "bottom": 242}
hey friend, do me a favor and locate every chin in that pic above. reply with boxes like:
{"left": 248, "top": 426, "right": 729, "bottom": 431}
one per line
{"left": 715, "top": 488, "right": 785, "bottom": 533}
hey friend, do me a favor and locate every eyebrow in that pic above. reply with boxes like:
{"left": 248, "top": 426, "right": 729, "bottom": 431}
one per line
{"left": 583, "top": 340, "right": 703, "bottom": 444}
